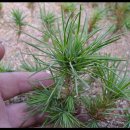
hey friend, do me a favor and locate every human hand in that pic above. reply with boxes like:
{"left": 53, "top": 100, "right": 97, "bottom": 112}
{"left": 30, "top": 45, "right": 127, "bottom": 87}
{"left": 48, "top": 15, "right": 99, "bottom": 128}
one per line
{"left": 0, "top": 72, "right": 53, "bottom": 128}
{"left": 0, "top": 44, "right": 53, "bottom": 128}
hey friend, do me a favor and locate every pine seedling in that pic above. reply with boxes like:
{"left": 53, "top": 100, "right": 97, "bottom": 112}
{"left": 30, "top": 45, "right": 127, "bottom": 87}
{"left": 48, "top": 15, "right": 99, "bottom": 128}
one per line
{"left": 21, "top": 59, "right": 45, "bottom": 72}
{"left": 39, "top": 5, "right": 56, "bottom": 42}
{"left": 11, "top": 9, "right": 27, "bottom": 43}
{"left": 40, "top": 5, "right": 56, "bottom": 28}
{"left": 106, "top": 3, "right": 130, "bottom": 32}
{"left": 22, "top": 5, "right": 126, "bottom": 128}
{"left": 95, "top": 60, "right": 130, "bottom": 101}
{"left": 113, "top": 3, "right": 129, "bottom": 32}
{"left": 0, "top": 3, "right": 3, "bottom": 18}
{"left": 86, "top": 119, "right": 99, "bottom": 128}
{"left": 61, "top": 3, "right": 77, "bottom": 17}
{"left": 0, "top": 63, "right": 14, "bottom": 72}
{"left": 88, "top": 8, "right": 105, "bottom": 33}
{"left": 105, "top": 2, "right": 113, "bottom": 10}
{"left": 81, "top": 60, "right": 130, "bottom": 127}
{"left": 81, "top": 95, "right": 115, "bottom": 127}
{"left": 91, "top": 2, "right": 99, "bottom": 8}
{"left": 0, "top": 3, "right": 2, "bottom": 12}
{"left": 27, "top": 2, "right": 35, "bottom": 18}
{"left": 124, "top": 114, "right": 130, "bottom": 128}
{"left": 81, "top": 95, "right": 114, "bottom": 120}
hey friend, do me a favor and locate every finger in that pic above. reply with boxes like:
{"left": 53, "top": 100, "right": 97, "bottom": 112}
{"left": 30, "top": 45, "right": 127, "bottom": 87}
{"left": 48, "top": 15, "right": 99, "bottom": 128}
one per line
{"left": 0, "top": 72, "right": 53, "bottom": 101}
{"left": 6, "top": 103, "right": 45, "bottom": 128}
{"left": 0, "top": 95, "right": 12, "bottom": 128}
{"left": 0, "top": 43, "right": 5, "bottom": 61}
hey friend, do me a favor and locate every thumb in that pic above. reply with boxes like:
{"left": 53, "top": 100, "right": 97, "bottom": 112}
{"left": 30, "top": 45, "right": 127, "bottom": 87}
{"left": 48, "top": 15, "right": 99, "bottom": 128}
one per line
{"left": 0, "top": 42, "right": 5, "bottom": 61}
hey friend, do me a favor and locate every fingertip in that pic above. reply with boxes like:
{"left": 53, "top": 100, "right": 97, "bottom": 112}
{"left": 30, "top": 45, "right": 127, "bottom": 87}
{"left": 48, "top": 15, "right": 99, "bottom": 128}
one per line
{"left": 0, "top": 43, "right": 5, "bottom": 61}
